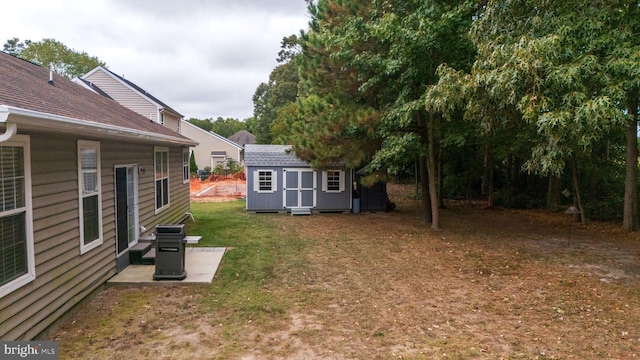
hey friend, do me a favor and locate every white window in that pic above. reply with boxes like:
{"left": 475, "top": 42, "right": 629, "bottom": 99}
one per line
{"left": 78, "top": 140, "right": 103, "bottom": 254}
{"left": 155, "top": 147, "right": 170, "bottom": 212}
{"left": 254, "top": 170, "right": 277, "bottom": 193}
{"left": 182, "top": 148, "right": 190, "bottom": 184}
{"left": 0, "top": 135, "right": 35, "bottom": 298}
{"left": 322, "top": 170, "right": 345, "bottom": 192}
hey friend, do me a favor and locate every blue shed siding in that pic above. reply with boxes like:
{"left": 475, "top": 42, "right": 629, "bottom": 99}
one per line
{"left": 246, "top": 167, "right": 286, "bottom": 211}
{"left": 246, "top": 166, "right": 352, "bottom": 212}
{"left": 316, "top": 170, "right": 352, "bottom": 211}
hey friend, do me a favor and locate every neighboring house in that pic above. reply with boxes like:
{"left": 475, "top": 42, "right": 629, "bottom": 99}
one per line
{"left": 244, "top": 144, "right": 352, "bottom": 213}
{"left": 0, "top": 52, "right": 197, "bottom": 340}
{"left": 181, "top": 120, "right": 244, "bottom": 171}
{"left": 228, "top": 130, "right": 256, "bottom": 147}
{"left": 75, "top": 66, "right": 183, "bottom": 133}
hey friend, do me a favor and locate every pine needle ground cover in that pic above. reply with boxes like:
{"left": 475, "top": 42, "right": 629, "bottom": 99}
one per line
{"left": 50, "top": 184, "right": 640, "bottom": 359}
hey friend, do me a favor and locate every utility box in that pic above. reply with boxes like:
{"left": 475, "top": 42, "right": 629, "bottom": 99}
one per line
{"left": 153, "top": 224, "right": 187, "bottom": 280}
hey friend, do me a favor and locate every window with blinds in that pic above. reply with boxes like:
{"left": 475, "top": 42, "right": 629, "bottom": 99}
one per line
{"left": 155, "top": 147, "right": 170, "bottom": 211}
{"left": 1, "top": 146, "right": 26, "bottom": 286}
{"left": 0, "top": 135, "right": 35, "bottom": 298}
{"left": 78, "top": 140, "right": 103, "bottom": 253}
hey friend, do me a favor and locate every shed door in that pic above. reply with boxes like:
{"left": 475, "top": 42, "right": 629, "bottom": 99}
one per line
{"left": 283, "top": 169, "right": 316, "bottom": 209}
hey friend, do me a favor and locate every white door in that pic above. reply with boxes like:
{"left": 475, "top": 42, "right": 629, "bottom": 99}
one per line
{"left": 283, "top": 169, "right": 316, "bottom": 209}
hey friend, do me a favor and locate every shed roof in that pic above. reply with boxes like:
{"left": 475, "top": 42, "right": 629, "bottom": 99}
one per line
{"left": 244, "top": 144, "right": 310, "bottom": 167}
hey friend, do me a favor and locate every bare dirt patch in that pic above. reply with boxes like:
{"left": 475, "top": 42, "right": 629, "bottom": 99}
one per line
{"left": 190, "top": 177, "right": 246, "bottom": 202}
{"left": 50, "top": 183, "right": 640, "bottom": 359}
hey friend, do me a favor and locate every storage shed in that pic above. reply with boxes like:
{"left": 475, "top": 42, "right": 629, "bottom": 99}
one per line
{"left": 245, "top": 144, "right": 352, "bottom": 213}
{"left": 353, "top": 170, "right": 395, "bottom": 212}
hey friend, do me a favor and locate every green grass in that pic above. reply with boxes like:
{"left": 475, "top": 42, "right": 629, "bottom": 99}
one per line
{"left": 184, "top": 200, "right": 307, "bottom": 332}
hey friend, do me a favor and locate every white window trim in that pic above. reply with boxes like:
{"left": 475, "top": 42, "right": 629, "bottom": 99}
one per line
{"left": 78, "top": 140, "right": 103, "bottom": 254}
{"left": 182, "top": 148, "right": 190, "bottom": 184}
{"left": 154, "top": 146, "right": 170, "bottom": 213}
{"left": 0, "top": 134, "right": 35, "bottom": 298}
{"left": 254, "top": 169, "right": 277, "bottom": 193}
{"left": 322, "top": 170, "right": 345, "bottom": 193}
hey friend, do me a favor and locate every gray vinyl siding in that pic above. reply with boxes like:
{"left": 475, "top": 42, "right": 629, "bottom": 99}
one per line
{"left": 0, "top": 133, "right": 191, "bottom": 340}
{"left": 84, "top": 71, "right": 159, "bottom": 123}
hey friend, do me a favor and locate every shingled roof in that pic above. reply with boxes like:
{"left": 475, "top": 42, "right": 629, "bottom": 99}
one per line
{"left": 0, "top": 51, "right": 195, "bottom": 146}
{"left": 228, "top": 130, "right": 256, "bottom": 147}
{"left": 244, "top": 144, "right": 310, "bottom": 167}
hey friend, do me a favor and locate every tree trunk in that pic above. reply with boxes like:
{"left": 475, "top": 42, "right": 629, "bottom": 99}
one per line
{"left": 417, "top": 112, "right": 432, "bottom": 224}
{"left": 482, "top": 135, "right": 494, "bottom": 207}
{"left": 547, "top": 175, "right": 561, "bottom": 208}
{"left": 623, "top": 100, "right": 639, "bottom": 231}
{"left": 571, "top": 158, "right": 586, "bottom": 225}
{"left": 427, "top": 111, "right": 440, "bottom": 230}
{"left": 419, "top": 155, "right": 432, "bottom": 224}
{"left": 437, "top": 115, "right": 445, "bottom": 208}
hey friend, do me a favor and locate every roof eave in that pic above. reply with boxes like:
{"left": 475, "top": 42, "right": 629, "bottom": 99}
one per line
{"left": 0, "top": 105, "right": 198, "bottom": 147}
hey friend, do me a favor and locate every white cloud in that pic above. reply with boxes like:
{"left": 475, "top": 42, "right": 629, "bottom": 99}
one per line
{"left": 1, "top": 0, "right": 309, "bottom": 120}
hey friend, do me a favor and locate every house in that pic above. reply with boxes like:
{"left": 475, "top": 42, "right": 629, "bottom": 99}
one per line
{"left": 0, "top": 52, "right": 197, "bottom": 340}
{"left": 244, "top": 144, "right": 353, "bottom": 213}
{"left": 180, "top": 120, "right": 244, "bottom": 172}
{"left": 228, "top": 130, "right": 256, "bottom": 147}
{"left": 75, "top": 66, "right": 183, "bottom": 133}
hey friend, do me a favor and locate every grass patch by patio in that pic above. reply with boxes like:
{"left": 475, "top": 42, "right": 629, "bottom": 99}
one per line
{"left": 184, "top": 200, "right": 310, "bottom": 340}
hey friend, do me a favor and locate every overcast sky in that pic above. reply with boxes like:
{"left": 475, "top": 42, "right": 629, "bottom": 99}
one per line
{"left": 1, "top": 0, "right": 310, "bottom": 120}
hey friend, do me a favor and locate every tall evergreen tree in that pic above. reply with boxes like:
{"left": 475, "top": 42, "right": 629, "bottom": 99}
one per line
{"left": 292, "top": 0, "right": 477, "bottom": 228}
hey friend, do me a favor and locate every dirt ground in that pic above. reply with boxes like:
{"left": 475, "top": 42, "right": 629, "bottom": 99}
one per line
{"left": 189, "top": 177, "right": 247, "bottom": 202}
{"left": 49, "top": 183, "right": 640, "bottom": 359}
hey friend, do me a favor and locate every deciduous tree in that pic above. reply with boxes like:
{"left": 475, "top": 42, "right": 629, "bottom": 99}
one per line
{"left": 4, "top": 37, "right": 105, "bottom": 79}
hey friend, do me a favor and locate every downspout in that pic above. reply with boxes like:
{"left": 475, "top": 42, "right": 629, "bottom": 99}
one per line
{"left": 0, "top": 109, "right": 18, "bottom": 143}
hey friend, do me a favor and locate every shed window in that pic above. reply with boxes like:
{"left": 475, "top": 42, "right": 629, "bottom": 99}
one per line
{"left": 254, "top": 170, "right": 277, "bottom": 193}
{"left": 155, "top": 147, "right": 170, "bottom": 212}
{"left": 78, "top": 140, "right": 103, "bottom": 253}
{"left": 0, "top": 135, "right": 35, "bottom": 298}
{"left": 322, "top": 170, "right": 345, "bottom": 192}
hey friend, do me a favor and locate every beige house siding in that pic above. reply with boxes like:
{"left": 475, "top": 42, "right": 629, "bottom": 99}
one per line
{"left": 0, "top": 133, "right": 191, "bottom": 340}
{"left": 180, "top": 121, "right": 243, "bottom": 171}
{"left": 163, "top": 112, "right": 181, "bottom": 133}
{"left": 83, "top": 70, "right": 159, "bottom": 123}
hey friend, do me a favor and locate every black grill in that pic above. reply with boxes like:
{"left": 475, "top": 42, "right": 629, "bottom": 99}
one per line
{"left": 153, "top": 224, "right": 187, "bottom": 280}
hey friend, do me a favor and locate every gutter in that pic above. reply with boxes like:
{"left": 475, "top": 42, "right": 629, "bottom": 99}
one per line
{"left": 0, "top": 109, "right": 17, "bottom": 143}
{"left": 0, "top": 105, "right": 198, "bottom": 147}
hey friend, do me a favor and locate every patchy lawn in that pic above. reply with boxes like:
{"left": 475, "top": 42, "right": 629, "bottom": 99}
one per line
{"left": 49, "top": 184, "right": 640, "bottom": 359}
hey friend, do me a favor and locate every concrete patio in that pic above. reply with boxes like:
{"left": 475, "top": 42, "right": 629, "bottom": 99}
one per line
{"left": 107, "top": 247, "right": 225, "bottom": 286}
